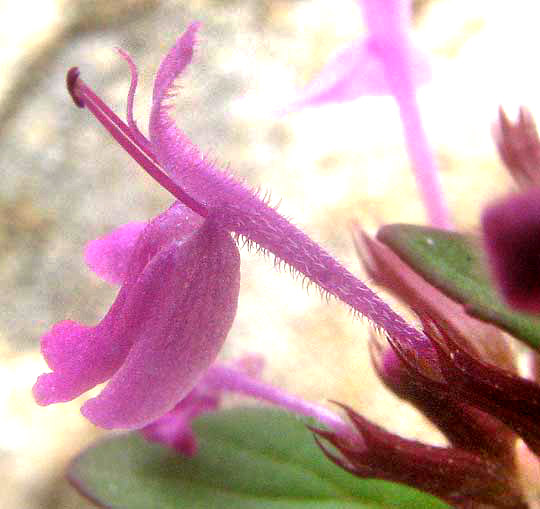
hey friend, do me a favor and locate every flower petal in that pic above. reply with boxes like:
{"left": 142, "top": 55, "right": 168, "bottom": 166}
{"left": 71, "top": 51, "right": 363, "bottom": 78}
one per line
{"left": 280, "top": 37, "right": 430, "bottom": 115}
{"left": 81, "top": 216, "right": 240, "bottom": 429}
{"left": 141, "top": 387, "right": 220, "bottom": 456}
{"left": 33, "top": 203, "right": 208, "bottom": 408}
{"left": 482, "top": 188, "right": 540, "bottom": 314}
{"left": 149, "top": 23, "right": 251, "bottom": 208}
{"left": 33, "top": 320, "right": 126, "bottom": 404}
{"left": 84, "top": 221, "right": 147, "bottom": 285}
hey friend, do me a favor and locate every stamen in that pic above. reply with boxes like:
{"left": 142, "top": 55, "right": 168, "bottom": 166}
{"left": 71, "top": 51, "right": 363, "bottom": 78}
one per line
{"left": 66, "top": 68, "right": 208, "bottom": 218}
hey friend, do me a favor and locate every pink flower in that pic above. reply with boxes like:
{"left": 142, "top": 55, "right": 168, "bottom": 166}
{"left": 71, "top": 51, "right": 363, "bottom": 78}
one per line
{"left": 38, "top": 22, "right": 433, "bottom": 434}
{"left": 282, "top": 0, "right": 430, "bottom": 112}
{"left": 34, "top": 25, "right": 243, "bottom": 430}
{"left": 282, "top": 0, "right": 451, "bottom": 229}
{"left": 61, "top": 22, "right": 430, "bottom": 398}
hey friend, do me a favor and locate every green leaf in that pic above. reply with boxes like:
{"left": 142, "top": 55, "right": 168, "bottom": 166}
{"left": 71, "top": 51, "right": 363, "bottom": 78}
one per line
{"left": 377, "top": 224, "right": 540, "bottom": 350}
{"left": 68, "top": 408, "right": 449, "bottom": 509}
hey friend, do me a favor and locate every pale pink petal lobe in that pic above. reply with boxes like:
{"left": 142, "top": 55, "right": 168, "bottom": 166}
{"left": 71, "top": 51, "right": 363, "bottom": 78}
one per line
{"left": 84, "top": 221, "right": 147, "bottom": 285}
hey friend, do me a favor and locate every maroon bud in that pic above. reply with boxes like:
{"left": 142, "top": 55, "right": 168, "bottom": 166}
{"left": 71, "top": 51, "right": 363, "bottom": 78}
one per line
{"left": 482, "top": 188, "right": 540, "bottom": 314}
{"left": 423, "top": 316, "right": 540, "bottom": 458}
{"left": 313, "top": 404, "right": 525, "bottom": 508}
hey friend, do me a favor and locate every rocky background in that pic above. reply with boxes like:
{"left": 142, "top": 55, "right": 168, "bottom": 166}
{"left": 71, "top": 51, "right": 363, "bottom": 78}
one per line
{"left": 2, "top": 0, "right": 540, "bottom": 507}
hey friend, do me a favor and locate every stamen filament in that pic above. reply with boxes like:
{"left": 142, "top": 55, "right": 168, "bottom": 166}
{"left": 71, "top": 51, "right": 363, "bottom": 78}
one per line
{"left": 67, "top": 68, "right": 208, "bottom": 218}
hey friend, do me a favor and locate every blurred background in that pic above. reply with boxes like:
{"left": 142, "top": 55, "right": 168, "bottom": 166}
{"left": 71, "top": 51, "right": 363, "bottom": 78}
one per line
{"left": 2, "top": 0, "right": 540, "bottom": 506}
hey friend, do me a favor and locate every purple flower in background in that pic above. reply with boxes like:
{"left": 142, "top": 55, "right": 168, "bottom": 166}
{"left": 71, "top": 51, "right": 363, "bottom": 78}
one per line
{"left": 282, "top": 0, "right": 451, "bottom": 229}
{"left": 140, "top": 377, "right": 221, "bottom": 457}
{"left": 281, "top": 0, "right": 430, "bottom": 112}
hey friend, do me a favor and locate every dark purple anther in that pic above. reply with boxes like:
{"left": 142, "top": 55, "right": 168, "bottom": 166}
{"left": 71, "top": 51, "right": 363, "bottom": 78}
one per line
{"left": 67, "top": 67, "right": 85, "bottom": 108}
